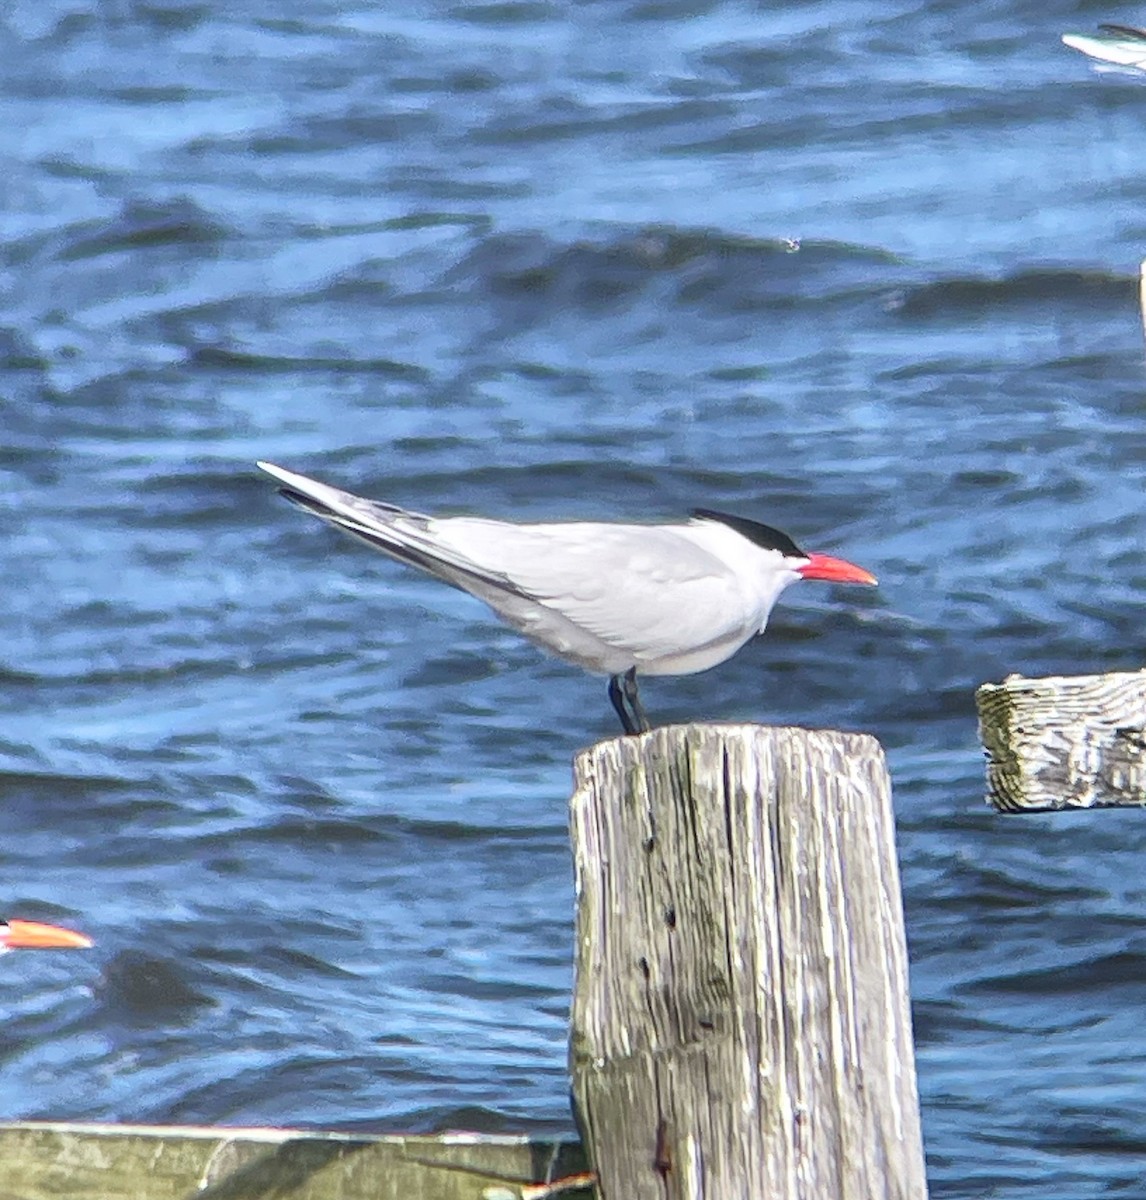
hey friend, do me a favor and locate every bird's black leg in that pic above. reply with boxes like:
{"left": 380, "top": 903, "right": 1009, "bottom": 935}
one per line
{"left": 621, "top": 667, "right": 650, "bottom": 734}
{"left": 608, "top": 674, "right": 638, "bottom": 735}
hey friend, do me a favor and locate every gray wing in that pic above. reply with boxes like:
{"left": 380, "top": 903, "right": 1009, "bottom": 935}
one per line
{"left": 1062, "top": 27, "right": 1146, "bottom": 68}
{"left": 432, "top": 519, "right": 758, "bottom": 665}
{"left": 258, "top": 462, "right": 522, "bottom": 594}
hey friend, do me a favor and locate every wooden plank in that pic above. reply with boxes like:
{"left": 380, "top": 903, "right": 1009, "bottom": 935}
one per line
{"left": 0, "top": 1122, "right": 591, "bottom": 1200}
{"left": 976, "top": 670, "right": 1146, "bottom": 812}
{"left": 568, "top": 724, "right": 926, "bottom": 1200}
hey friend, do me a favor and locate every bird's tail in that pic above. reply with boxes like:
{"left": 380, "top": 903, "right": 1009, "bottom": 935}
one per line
{"left": 257, "top": 462, "right": 516, "bottom": 594}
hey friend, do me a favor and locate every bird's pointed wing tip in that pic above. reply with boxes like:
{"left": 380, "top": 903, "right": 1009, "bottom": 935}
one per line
{"left": 256, "top": 461, "right": 301, "bottom": 488}
{"left": 1061, "top": 30, "right": 1146, "bottom": 65}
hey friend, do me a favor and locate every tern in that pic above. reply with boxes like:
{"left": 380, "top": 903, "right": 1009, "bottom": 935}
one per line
{"left": 258, "top": 461, "right": 877, "bottom": 733}
{"left": 0, "top": 918, "right": 92, "bottom": 955}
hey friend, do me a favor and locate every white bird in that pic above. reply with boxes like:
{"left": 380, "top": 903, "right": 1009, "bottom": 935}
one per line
{"left": 258, "top": 462, "right": 877, "bottom": 733}
{"left": 1062, "top": 24, "right": 1146, "bottom": 71}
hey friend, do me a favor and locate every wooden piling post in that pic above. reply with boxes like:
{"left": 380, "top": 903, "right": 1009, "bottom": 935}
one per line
{"left": 568, "top": 724, "right": 926, "bottom": 1200}
{"left": 977, "top": 670, "right": 1146, "bottom": 812}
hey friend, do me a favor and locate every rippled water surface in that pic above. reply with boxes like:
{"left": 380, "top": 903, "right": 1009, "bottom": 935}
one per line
{"left": 6, "top": 1, "right": 1146, "bottom": 1195}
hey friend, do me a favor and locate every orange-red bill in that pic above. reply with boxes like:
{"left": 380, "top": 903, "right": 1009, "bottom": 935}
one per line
{"left": 1, "top": 919, "right": 93, "bottom": 950}
{"left": 797, "top": 553, "right": 878, "bottom": 587}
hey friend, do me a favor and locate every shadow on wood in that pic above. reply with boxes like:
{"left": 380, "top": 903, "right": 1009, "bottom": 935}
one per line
{"left": 568, "top": 723, "right": 925, "bottom": 1200}
{"left": 0, "top": 1122, "right": 591, "bottom": 1200}
{"left": 977, "top": 670, "right": 1146, "bottom": 812}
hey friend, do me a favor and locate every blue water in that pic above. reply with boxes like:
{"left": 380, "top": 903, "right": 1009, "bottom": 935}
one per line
{"left": 5, "top": 1, "right": 1146, "bottom": 1194}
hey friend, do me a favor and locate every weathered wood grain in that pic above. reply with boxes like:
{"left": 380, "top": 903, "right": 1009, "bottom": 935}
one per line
{"left": 976, "top": 670, "right": 1146, "bottom": 812}
{"left": 0, "top": 1122, "right": 591, "bottom": 1200}
{"left": 568, "top": 724, "right": 925, "bottom": 1200}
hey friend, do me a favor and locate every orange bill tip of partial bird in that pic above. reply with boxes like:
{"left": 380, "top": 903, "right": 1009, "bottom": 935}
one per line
{"left": 2, "top": 919, "right": 94, "bottom": 950}
{"left": 798, "top": 553, "right": 878, "bottom": 587}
